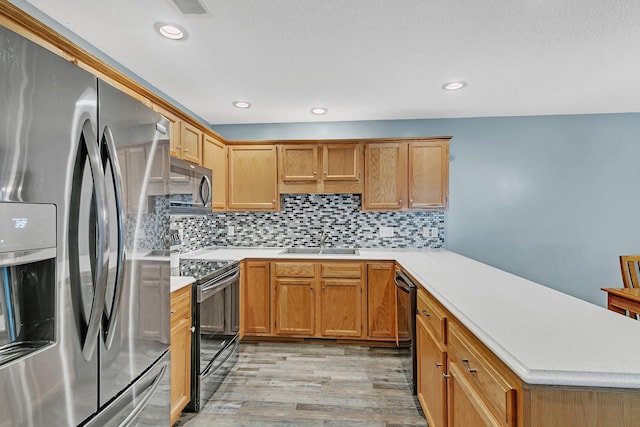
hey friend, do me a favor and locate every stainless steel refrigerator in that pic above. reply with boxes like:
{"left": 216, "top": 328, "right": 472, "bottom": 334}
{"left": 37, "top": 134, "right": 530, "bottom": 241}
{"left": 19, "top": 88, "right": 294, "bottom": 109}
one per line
{"left": 0, "top": 24, "right": 170, "bottom": 426}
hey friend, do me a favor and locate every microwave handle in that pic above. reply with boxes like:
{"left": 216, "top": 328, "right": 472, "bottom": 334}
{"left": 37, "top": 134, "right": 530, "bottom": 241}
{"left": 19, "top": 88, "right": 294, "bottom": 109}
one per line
{"left": 199, "top": 175, "right": 211, "bottom": 207}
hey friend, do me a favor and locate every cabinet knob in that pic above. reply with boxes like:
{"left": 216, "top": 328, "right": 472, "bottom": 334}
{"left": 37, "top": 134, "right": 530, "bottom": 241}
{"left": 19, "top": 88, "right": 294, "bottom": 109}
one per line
{"left": 435, "top": 362, "right": 443, "bottom": 368}
{"left": 176, "top": 145, "right": 182, "bottom": 149}
{"left": 409, "top": 199, "right": 413, "bottom": 204}
{"left": 313, "top": 171, "right": 317, "bottom": 175}
{"left": 442, "top": 373, "right": 451, "bottom": 379}
{"left": 184, "top": 148, "right": 190, "bottom": 153}
{"left": 422, "top": 309, "right": 431, "bottom": 317}
{"left": 324, "top": 171, "right": 328, "bottom": 176}
{"left": 272, "top": 199, "right": 276, "bottom": 204}
{"left": 190, "top": 326, "right": 195, "bottom": 333}
{"left": 398, "top": 199, "right": 403, "bottom": 205}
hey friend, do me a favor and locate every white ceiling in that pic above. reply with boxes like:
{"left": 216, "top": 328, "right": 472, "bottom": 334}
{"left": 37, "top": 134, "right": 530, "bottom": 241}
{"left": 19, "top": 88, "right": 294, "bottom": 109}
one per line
{"left": 24, "top": 0, "right": 640, "bottom": 125}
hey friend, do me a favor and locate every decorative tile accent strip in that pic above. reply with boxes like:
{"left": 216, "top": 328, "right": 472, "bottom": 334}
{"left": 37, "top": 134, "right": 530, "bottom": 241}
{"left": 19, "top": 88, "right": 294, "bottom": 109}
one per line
{"left": 171, "top": 194, "right": 445, "bottom": 253}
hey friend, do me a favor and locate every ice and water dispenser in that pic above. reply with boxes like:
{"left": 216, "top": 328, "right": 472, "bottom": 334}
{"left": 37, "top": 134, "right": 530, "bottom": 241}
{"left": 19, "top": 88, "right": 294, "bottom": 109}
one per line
{"left": 0, "top": 202, "right": 56, "bottom": 365}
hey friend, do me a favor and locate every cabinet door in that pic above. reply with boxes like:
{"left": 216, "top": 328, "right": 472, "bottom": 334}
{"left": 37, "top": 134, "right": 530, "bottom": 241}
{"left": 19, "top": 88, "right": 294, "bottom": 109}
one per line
{"left": 228, "top": 145, "right": 279, "bottom": 210}
{"left": 202, "top": 134, "right": 227, "bottom": 210}
{"left": 170, "top": 316, "right": 192, "bottom": 425}
{"left": 408, "top": 140, "right": 449, "bottom": 208}
{"left": 366, "top": 263, "right": 396, "bottom": 340}
{"left": 322, "top": 144, "right": 360, "bottom": 181}
{"left": 170, "top": 286, "right": 191, "bottom": 425}
{"left": 417, "top": 315, "right": 447, "bottom": 427}
{"left": 274, "top": 278, "right": 315, "bottom": 335}
{"left": 138, "top": 263, "right": 162, "bottom": 339}
{"left": 180, "top": 121, "right": 202, "bottom": 165}
{"left": 448, "top": 361, "right": 501, "bottom": 427}
{"left": 318, "top": 278, "right": 362, "bottom": 338}
{"left": 363, "top": 143, "right": 408, "bottom": 210}
{"left": 242, "top": 261, "right": 271, "bottom": 335}
{"left": 280, "top": 145, "right": 318, "bottom": 181}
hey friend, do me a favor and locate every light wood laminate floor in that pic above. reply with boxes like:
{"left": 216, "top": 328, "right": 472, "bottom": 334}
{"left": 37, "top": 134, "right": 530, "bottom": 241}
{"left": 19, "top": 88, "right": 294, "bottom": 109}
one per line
{"left": 177, "top": 342, "right": 426, "bottom": 426}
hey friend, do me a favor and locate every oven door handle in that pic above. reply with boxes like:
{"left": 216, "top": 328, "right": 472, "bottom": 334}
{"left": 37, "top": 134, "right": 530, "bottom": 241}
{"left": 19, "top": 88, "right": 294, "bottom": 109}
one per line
{"left": 197, "top": 268, "right": 240, "bottom": 303}
{"left": 394, "top": 270, "right": 415, "bottom": 294}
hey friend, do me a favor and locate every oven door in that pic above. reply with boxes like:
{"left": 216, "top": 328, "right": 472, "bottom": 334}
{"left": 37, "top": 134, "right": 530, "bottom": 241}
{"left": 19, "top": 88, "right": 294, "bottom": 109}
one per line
{"left": 189, "top": 267, "right": 240, "bottom": 411}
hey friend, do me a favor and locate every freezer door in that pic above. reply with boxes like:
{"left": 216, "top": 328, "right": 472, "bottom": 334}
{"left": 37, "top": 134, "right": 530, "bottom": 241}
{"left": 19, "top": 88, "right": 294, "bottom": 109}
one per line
{"left": 97, "top": 80, "right": 171, "bottom": 407}
{"left": 0, "top": 25, "right": 100, "bottom": 426}
{"left": 85, "top": 350, "right": 170, "bottom": 427}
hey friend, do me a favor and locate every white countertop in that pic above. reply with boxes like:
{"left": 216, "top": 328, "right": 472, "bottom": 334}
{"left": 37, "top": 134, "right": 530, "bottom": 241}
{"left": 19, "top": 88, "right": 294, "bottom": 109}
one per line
{"left": 170, "top": 276, "right": 195, "bottom": 293}
{"left": 181, "top": 246, "right": 640, "bottom": 389}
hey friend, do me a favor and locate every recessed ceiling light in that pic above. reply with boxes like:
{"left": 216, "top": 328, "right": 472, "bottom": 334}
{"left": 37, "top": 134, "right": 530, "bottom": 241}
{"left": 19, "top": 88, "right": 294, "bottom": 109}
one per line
{"left": 442, "top": 81, "right": 467, "bottom": 91}
{"left": 233, "top": 101, "right": 251, "bottom": 109}
{"left": 311, "top": 107, "right": 327, "bottom": 115}
{"left": 154, "top": 22, "right": 187, "bottom": 40}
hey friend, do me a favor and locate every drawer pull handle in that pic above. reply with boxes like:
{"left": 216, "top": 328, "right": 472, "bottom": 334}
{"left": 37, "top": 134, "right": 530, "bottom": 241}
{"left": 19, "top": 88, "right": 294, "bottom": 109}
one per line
{"left": 435, "top": 362, "right": 443, "bottom": 368}
{"left": 422, "top": 309, "right": 431, "bottom": 317}
{"left": 462, "top": 358, "right": 478, "bottom": 373}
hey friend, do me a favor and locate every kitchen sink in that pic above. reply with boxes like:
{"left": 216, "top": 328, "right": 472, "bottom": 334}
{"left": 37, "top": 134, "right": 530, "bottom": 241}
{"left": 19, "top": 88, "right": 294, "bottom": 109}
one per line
{"left": 279, "top": 247, "right": 359, "bottom": 255}
{"left": 318, "top": 248, "right": 359, "bottom": 255}
{"left": 279, "top": 247, "right": 321, "bottom": 254}
{"left": 146, "top": 249, "right": 170, "bottom": 257}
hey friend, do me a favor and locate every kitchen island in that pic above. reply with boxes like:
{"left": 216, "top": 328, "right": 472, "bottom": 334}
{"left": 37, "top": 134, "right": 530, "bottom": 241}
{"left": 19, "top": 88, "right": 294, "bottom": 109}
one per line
{"left": 180, "top": 247, "right": 640, "bottom": 426}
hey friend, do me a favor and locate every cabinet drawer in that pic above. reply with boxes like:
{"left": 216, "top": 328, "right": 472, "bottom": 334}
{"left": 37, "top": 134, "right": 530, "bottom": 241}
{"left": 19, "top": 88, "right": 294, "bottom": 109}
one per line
{"left": 417, "top": 289, "right": 447, "bottom": 345}
{"left": 171, "top": 286, "right": 191, "bottom": 323}
{"left": 449, "top": 322, "right": 517, "bottom": 426}
{"left": 320, "top": 262, "right": 362, "bottom": 278}
{"left": 273, "top": 262, "right": 315, "bottom": 277}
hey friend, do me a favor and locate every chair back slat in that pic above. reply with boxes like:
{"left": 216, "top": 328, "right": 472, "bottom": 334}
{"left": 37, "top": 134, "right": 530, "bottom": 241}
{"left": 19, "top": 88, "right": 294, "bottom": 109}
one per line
{"left": 620, "top": 255, "right": 640, "bottom": 289}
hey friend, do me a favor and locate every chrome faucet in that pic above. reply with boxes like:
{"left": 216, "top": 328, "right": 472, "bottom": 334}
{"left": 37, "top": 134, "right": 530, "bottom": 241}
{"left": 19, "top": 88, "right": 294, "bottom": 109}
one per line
{"left": 319, "top": 230, "right": 331, "bottom": 249}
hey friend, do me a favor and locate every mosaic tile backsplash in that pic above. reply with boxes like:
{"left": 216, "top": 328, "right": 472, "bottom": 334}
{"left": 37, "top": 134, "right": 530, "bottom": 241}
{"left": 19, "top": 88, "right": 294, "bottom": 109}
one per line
{"left": 171, "top": 194, "right": 445, "bottom": 253}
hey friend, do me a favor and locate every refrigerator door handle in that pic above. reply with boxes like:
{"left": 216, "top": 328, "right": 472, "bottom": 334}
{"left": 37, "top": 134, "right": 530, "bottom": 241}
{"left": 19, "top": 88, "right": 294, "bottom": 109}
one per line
{"left": 199, "top": 174, "right": 211, "bottom": 207}
{"left": 100, "top": 126, "right": 126, "bottom": 349}
{"left": 70, "top": 119, "right": 110, "bottom": 361}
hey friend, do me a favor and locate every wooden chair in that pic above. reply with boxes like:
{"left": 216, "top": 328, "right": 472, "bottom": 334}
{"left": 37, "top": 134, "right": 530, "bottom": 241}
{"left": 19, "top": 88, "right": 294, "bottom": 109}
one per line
{"left": 619, "top": 255, "right": 640, "bottom": 319}
{"left": 620, "top": 255, "right": 640, "bottom": 289}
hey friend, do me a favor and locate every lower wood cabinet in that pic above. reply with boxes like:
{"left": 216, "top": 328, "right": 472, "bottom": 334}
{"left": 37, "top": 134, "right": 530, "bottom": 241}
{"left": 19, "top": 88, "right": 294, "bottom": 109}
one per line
{"left": 170, "top": 285, "right": 192, "bottom": 425}
{"left": 318, "top": 263, "right": 363, "bottom": 337}
{"left": 274, "top": 277, "right": 316, "bottom": 335}
{"left": 241, "top": 261, "right": 271, "bottom": 335}
{"left": 271, "top": 261, "right": 364, "bottom": 338}
{"left": 417, "top": 306, "right": 447, "bottom": 427}
{"left": 366, "top": 263, "right": 396, "bottom": 340}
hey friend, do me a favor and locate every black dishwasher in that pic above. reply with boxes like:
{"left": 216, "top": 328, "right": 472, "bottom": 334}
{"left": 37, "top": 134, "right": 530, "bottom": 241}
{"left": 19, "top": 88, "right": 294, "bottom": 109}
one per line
{"left": 394, "top": 268, "right": 417, "bottom": 395}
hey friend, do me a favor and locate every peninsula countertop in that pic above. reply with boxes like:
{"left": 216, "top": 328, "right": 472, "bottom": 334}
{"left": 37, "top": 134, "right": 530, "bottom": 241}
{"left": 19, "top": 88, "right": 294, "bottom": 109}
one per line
{"left": 180, "top": 246, "right": 640, "bottom": 389}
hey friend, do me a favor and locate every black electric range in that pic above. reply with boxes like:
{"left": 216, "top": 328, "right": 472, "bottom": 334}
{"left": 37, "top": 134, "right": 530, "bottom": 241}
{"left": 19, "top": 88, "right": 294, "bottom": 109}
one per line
{"left": 177, "top": 257, "right": 241, "bottom": 412}
{"left": 176, "top": 258, "right": 239, "bottom": 284}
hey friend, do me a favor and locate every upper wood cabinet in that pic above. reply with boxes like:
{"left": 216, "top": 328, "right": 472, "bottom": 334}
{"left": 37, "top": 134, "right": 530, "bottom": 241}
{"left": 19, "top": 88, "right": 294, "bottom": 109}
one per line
{"left": 179, "top": 122, "right": 203, "bottom": 165}
{"left": 228, "top": 145, "right": 279, "bottom": 210}
{"left": 409, "top": 140, "right": 449, "bottom": 208}
{"left": 363, "top": 138, "right": 449, "bottom": 210}
{"left": 363, "top": 142, "right": 408, "bottom": 210}
{"left": 202, "top": 134, "right": 227, "bottom": 210}
{"left": 278, "top": 143, "right": 363, "bottom": 194}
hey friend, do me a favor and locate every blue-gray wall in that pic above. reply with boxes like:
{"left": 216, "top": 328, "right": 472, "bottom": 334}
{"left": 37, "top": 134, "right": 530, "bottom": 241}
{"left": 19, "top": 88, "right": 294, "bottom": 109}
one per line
{"left": 214, "top": 114, "right": 640, "bottom": 306}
